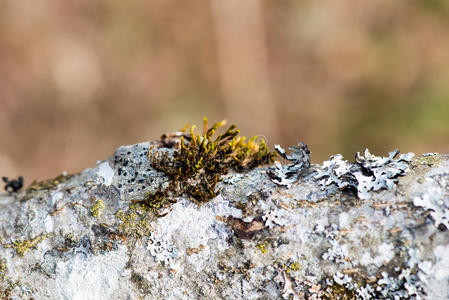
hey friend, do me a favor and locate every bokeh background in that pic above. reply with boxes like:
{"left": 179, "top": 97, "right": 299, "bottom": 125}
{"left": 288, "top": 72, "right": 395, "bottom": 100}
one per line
{"left": 1, "top": 0, "right": 449, "bottom": 183}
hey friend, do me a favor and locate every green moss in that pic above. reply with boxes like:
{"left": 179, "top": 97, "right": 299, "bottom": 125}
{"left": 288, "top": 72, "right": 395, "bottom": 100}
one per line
{"left": 115, "top": 118, "right": 274, "bottom": 237}
{"left": 144, "top": 117, "right": 274, "bottom": 208}
{"left": 139, "top": 188, "right": 173, "bottom": 211}
{"left": 12, "top": 235, "right": 47, "bottom": 257}
{"left": 91, "top": 199, "right": 105, "bottom": 217}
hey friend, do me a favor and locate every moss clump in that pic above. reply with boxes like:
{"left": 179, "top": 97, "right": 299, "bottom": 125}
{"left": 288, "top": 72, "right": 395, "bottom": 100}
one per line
{"left": 143, "top": 118, "right": 275, "bottom": 208}
{"left": 115, "top": 118, "right": 274, "bottom": 237}
{"left": 91, "top": 199, "right": 105, "bottom": 217}
{"left": 138, "top": 188, "right": 176, "bottom": 212}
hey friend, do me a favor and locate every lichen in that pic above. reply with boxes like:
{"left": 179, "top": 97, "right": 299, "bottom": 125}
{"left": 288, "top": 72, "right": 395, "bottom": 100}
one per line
{"left": 11, "top": 235, "right": 47, "bottom": 257}
{"left": 262, "top": 209, "right": 289, "bottom": 229}
{"left": 2, "top": 176, "right": 24, "bottom": 193}
{"left": 410, "top": 153, "right": 443, "bottom": 169}
{"left": 256, "top": 240, "right": 269, "bottom": 254}
{"left": 27, "top": 174, "right": 73, "bottom": 192}
{"left": 315, "top": 149, "right": 414, "bottom": 199}
{"left": 115, "top": 203, "right": 153, "bottom": 237}
{"left": 268, "top": 143, "right": 311, "bottom": 187}
{"left": 3, "top": 135, "right": 449, "bottom": 298}
{"left": 0, "top": 287, "right": 11, "bottom": 300}
{"left": 0, "top": 257, "right": 7, "bottom": 282}
{"left": 413, "top": 174, "right": 449, "bottom": 230}
{"left": 147, "top": 236, "right": 177, "bottom": 265}
{"left": 130, "top": 271, "right": 152, "bottom": 295}
{"left": 273, "top": 268, "right": 301, "bottom": 299}
{"left": 278, "top": 260, "right": 300, "bottom": 274}
{"left": 90, "top": 199, "right": 105, "bottom": 217}
{"left": 323, "top": 281, "right": 357, "bottom": 300}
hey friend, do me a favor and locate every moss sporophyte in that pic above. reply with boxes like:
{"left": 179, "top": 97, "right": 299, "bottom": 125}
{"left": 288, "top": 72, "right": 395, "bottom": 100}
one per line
{"left": 139, "top": 118, "right": 275, "bottom": 210}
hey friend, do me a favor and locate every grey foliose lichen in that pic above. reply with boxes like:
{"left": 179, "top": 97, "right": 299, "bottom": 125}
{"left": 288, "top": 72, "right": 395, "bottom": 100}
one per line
{"left": 268, "top": 144, "right": 414, "bottom": 199}
{"left": 315, "top": 149, "right": 414, "bottom": 199}
{"left": 268, "top": 143, "right": 311, "bottom": 188}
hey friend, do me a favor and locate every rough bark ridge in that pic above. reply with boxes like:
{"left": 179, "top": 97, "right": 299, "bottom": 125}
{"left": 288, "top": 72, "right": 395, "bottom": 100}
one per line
{"left": 0, "top": 141, "right": 448, "bottom": 299}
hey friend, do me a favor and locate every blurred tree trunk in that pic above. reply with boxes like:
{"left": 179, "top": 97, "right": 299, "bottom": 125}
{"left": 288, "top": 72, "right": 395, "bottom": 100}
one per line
{"left": 211, "top": 0, "right": 279, "bottom": 140}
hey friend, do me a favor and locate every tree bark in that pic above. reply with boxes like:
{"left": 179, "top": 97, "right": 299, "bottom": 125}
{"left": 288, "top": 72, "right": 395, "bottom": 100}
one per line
{"left": 0, "top": 142, "right": 448, "bottom": 299}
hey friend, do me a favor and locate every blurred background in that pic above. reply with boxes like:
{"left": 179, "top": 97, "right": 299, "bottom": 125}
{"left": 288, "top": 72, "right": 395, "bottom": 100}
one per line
{"left": 1, "top": 0, "right": 449, "bottom": 182}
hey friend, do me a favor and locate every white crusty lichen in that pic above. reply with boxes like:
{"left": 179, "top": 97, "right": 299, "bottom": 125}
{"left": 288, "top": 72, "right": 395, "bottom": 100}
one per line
{"left": 262, "top": 209, "right": 289, "bottom": 229}
{"left": 147, "top": 236, "right": 177, "bottom": 265}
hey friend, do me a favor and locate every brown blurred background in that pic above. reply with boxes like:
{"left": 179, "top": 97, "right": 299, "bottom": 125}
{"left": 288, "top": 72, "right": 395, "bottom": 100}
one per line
{"left": 1, "top": 0, "right": 449, "bottom": 182}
